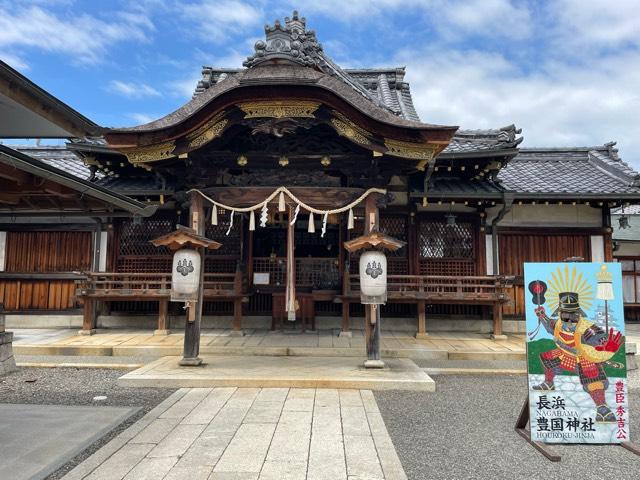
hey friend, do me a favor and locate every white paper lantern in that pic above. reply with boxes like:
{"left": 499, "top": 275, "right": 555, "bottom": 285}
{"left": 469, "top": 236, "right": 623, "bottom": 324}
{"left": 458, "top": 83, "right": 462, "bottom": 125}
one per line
{"left": 171, "top": 249, "right": 201, "bottom": 302}
{"left": 359, "top": 250, "right": 387, "bottom": 304}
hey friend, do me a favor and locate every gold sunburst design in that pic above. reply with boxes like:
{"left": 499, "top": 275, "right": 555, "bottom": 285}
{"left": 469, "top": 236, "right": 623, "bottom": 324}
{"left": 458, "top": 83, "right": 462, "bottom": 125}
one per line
{"left": 546, "top": 264, "right": 594, "bottom": 315}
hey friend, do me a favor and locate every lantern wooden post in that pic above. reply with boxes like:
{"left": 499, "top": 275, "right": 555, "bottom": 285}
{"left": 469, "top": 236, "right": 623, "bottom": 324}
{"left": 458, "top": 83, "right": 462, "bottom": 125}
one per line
{"left": 364, "top": 194, "right": 380, "bottom": 365}
{"left": 182, "top": 192, "right": 205, "bottom": 366}
{"left": 344, "top": 197, "right": 405, "bottom": 369}
{"left": 151, "top": 202, "right": 221, "bottom": 367}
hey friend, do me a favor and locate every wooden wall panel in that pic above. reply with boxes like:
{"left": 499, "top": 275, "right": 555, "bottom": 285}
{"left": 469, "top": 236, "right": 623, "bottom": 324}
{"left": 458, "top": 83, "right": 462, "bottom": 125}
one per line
{"left": 0, "top": 231, "right": 92, "bottom": 311}
{"left": 5, "top": 231, "right": 92, "bottom": 272}
{"left": 499, "top": 231, "right": 591, "bottom": 316}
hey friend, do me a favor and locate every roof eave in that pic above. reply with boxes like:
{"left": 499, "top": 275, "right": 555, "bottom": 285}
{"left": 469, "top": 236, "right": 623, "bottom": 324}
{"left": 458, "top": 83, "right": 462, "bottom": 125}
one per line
{"left": 0, "top": 145, "right": 157, "bottom": 217}
{"left": 0, "top": 60, "right": 104, "bottom": 138}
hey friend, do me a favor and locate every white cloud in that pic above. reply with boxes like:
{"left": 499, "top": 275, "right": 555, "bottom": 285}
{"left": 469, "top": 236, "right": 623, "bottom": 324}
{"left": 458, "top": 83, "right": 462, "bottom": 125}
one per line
{"left": 549, "top": 0, "right": 640, "bottom": 49}
{"left": 398, "top": 47, "right": 640, "bottom": 167}
{"left": 107, "top": 80, "right": 161, "bottom": 98}
{"left": 0, "top": 6, "right": 154, "bottom": 64}
{"left": 294, "top": 0, "right": 531, "bottom": 39}
{"left": 181, "top": 0, "right": 263, "bottom": 43}
{"left": 0, "top": 51, "right": 29, "bottom": 70}
{"left": 167, "top": 74, "right": 201, "bottom": 98}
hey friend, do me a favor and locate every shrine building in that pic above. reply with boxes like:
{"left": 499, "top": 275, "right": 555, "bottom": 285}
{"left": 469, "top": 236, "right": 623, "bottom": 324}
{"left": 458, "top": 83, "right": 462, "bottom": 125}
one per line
{"left": 1, "top": 11, "right": 640, "bottom": 339}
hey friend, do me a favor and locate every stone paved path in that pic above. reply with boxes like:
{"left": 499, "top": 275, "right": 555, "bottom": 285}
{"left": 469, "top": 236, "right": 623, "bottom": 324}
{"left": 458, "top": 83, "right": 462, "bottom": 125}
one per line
{"left": 62, "top": 387, "right": 407, "bottom": 480}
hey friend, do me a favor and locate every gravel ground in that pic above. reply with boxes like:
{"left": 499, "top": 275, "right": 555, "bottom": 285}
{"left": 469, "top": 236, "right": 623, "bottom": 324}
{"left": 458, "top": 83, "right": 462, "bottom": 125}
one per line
{"left": 376, "top": 375, "right": 640, "bottom": 480}
{"left": 414, "top": 359, "right": 526, "bottom": 369}
{"left": 0, "top": 367, "right": 175, "bottom": 480}
{"left": 14, "top": 354, "right": 161, "bottom": 366}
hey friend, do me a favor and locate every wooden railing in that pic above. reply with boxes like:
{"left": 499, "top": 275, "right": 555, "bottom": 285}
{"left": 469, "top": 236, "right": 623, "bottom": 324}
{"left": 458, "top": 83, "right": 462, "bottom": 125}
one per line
{"left": 76, "top": 271, "right": 242, "bottom": 299}
{"left": 252, "top": 257, "right": 339, "bottom": 289}
{"left": 343, "top": 273, "right": 513, "bottom": 304}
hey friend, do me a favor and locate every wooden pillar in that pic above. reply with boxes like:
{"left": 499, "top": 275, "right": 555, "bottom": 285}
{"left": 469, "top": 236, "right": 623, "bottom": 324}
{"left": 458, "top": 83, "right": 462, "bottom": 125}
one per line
{"left": 492, "top": 302, "right": 504, "bottom": 338}
{"left": 80, "top": 298, "right": 96, "bottom": 335}
{"left": 416, "top": 300, "right": 427, "bottom": 339}
{"left": 181, "top": 193, "right": 205, "bottom": 366}
{"left": 364, "top": 194, "right": 382, "bottom": 366}
{"left": 155, "top": 298, "right": 169, "bottom": 335}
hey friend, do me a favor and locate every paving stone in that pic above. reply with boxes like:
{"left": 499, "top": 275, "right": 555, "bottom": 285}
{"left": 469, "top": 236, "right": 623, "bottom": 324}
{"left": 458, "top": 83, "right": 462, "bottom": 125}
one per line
{"left": 341, "top": 405, "right": 371, "bottom": 436}
{"left": 129, "top": 417, "right": 181, "bottom": 444}
{"left": 343, "top": 435, "right": 384, "bottom": 479}
{"left": 243, "top": 400, "right": 284, "bottom": 424}
{"left": 255, "top": 387, "right": 289, "bottom": 402}
{"left": 164, "top": 465, "right": 213, "bottom": 480}
{"left": 307, "top": 434, "right": 346, "bottom": 480}
{"left": 85, "top": 443, "right": 154, "bottom": 480}
{"left": 258, "top": 459, "right": 308, "bottom": 480}
{"left": 213, "top": 423, "right": 276, "bottom": 473}
{"left": 182, "top": 387, "right": 236, "bottom": 425}
{"left": 209, "top": 473, "right": 258, "bottom": 480}
{"left": 147, "top": 424, "right": 206, "bottom": 458}
{"left": 160, "top": 388, "right": 211, "bottom": 419}
{"left": 339, "top": 389, "right": 364, "bottom": 407}
{"left": 176, "top": 431, "right": 234, "bottom": 468}
{"left": 123, "top": 456, "right": 177, "bottom": 480}
{"left": 283, "top": 388, "right": 315, "bottom": 412}
{"left": 360, "top": 390, "right": 380, "bottom": 413}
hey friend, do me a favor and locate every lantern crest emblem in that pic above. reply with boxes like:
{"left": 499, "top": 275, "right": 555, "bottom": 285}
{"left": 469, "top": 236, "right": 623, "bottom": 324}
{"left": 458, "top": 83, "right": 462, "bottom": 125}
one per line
{"left": 176, "top": 259, "right": 195, "bottom": 277}
{"left": 365, "top": 261, "right": 383, "bottom": 279}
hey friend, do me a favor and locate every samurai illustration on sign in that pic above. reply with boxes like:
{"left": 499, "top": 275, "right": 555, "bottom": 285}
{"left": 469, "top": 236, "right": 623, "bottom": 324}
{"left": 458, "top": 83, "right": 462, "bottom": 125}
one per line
{"left": 524, "top": 262, "right": 629, "bottom": 443}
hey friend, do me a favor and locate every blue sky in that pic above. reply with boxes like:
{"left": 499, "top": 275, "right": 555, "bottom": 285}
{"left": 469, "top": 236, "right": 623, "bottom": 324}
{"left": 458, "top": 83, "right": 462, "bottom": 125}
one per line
{"left": 1, "top": 0, "right": 639, "bottom": 166}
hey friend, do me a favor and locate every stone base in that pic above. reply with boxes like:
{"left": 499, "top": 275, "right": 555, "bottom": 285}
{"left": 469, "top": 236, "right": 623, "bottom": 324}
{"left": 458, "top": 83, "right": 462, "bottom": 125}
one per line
{"left": 179, "top": 357, "right": 203, "bottom": 367}
{"left": 627, "top": 343, "right": 637, "bottom": 371}
{"left": 0, "top": 331, "right": 17, "bottom": 376}
{"left": 490, "top": 334, "right": 508, "bottom": 341}
{"left": 338, "top": 331, "right": 353, "bottom": 338}
{"left": 153, "top": 329, "right": 171, "bottom": 336}
{"left": 119, "top": 355, "right": 435, "bottom": 391}
{"left": 229, "top": 330, "right": 244, "bottom": 337}
{"left": 364, "top": 359, "right": 385, "bottom": 369}
{"left": 415, "top": 333, "right": 429, "bottom": 340}
{"left": 78, "top": 329, "right": 96, "bottom": 336}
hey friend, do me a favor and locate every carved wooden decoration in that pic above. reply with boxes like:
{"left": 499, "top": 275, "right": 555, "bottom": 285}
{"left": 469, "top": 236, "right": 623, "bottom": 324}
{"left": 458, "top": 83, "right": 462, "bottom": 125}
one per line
{"left": 237, "top": 100, "right": 320, "bottom": 119}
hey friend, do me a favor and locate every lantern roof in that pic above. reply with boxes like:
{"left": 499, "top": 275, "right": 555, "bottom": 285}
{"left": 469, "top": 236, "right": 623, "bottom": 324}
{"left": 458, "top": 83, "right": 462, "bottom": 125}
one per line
{"left": 343, "top": 230, "right": 406, "bottom": 253}
{"left": 150, "top": 224, "right": 222, "bottom": 251}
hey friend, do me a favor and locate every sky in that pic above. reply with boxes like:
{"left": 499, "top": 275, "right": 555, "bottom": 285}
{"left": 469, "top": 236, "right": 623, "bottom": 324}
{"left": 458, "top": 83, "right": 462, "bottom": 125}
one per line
{"left": 1, "top": 0, "right": 639, "bottom": 166}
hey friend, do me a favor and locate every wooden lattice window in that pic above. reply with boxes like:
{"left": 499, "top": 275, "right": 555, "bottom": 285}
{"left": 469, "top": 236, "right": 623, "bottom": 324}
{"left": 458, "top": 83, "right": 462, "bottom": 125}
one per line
{"left": 205, "top": 210, "right": 241, "bottom": 257}
{"left": 118, "top": 218, "right": 173, "bottom": 256}
{"left": 116, "top": 217, "right": 174, "bottom": 272}
{"left": 418, "top": 220, "right": 474, "bottom": 259}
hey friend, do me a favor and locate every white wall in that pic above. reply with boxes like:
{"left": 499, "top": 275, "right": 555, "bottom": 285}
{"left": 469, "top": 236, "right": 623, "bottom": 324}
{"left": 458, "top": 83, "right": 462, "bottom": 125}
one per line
{"left": 590, "top": 235, "right": 605, "bottom": 262}
{"left": 98, "top": 231, "right": 108, "bottom": 272}
{"left": 614, "top": 242, "right": 640, "bottom": 257}
{"left": 485, "top": 234, "right": 494, "bottom": 274}
{"left": 486, "top": 204, "right": 602, "bottom": 227}
{"left": 0, "top": 232, "right": 5, "bottom": 271}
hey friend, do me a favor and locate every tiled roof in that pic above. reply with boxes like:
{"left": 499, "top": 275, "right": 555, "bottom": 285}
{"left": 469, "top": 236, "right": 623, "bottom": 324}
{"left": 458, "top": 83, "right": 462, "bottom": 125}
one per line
{"left": 498, "top": 142, "right": 640, "bottom": 196}
{"left": 194, "top": 66, "right": 421, "bottom": 121}
{"left": 425, "top": 177, "right": 504, "bottom": 198}
{"left": 442, "top": 125, "right": 523, "bottom": 155}
{"left": 11, "top": 146, "right": 167, "bottom": 194}
{"left": 13, "top": 146, "right": 98, "bottom": 181}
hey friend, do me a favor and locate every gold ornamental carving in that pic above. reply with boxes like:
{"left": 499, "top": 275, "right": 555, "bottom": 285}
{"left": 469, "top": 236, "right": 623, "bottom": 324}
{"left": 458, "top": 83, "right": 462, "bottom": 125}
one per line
{"left": 384, "top": 138, "right": 437, "bottom": 170}
{"left": 330, "top": 112, "right": 370, "bottom": 145}
{"left": 237, "top": 100, "right": 320, "bottom": 119}
{"left": 186, "top": 112, "right": 228, "bottom": 149}
{"left": 124, "top": 141, "right": 176, "bottom": 164}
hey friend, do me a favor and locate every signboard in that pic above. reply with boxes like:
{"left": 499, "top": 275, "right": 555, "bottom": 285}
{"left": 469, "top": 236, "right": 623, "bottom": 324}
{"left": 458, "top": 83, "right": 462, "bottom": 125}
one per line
{"left": 525, "top": 262, "right": 629, "bottom": 443}
{"left": 253, "top": 273, "right": 270, "bottom": 285}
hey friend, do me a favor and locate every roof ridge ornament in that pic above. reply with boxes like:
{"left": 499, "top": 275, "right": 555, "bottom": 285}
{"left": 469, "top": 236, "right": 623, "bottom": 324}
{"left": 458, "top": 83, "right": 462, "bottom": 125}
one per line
{"left": 244, "top": 10, "right": 323, "bottom": 68}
